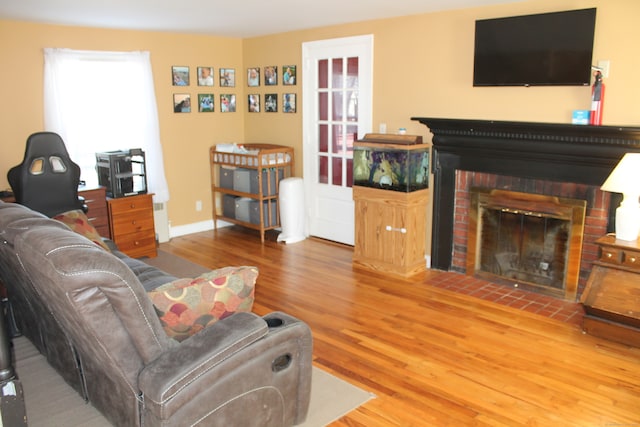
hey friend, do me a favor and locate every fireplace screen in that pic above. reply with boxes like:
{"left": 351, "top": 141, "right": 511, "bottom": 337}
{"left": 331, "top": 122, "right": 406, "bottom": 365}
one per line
{"left": 467, "top": 189, "right": 586, "bottom": 300}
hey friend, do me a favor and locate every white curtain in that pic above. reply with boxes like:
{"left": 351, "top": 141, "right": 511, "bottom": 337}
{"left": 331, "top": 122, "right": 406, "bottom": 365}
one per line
{"left": 43, "top": 48, "right": 169, "bottom": 203}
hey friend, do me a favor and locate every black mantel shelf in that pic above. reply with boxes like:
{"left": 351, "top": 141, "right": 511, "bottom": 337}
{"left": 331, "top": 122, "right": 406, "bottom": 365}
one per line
{"left": 411, "top": 117, "right": 640, "bottom": 271}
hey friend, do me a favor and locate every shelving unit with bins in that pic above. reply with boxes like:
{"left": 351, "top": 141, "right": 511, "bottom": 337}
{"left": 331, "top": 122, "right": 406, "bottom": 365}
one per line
{"left": 210, "top": 144, "right": 294, "bottom": 243}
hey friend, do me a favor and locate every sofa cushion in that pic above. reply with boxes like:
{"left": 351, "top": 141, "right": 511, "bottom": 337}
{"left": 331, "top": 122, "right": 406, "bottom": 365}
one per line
{"left": 53, "top": 209, "right": 111, "bottom": 251}
{"left": 148, "top": 266, "right": 258, "bottom": 341}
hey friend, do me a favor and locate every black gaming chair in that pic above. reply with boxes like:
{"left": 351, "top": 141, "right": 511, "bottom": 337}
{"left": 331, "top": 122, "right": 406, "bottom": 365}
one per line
{"left": 7, "top": 132, "right": 87, "bottom": 217}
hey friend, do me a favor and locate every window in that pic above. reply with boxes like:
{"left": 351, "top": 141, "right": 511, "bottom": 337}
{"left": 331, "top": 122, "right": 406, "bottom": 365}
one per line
{"left": 43, "top": 48, "right": 169, "bottom": 203}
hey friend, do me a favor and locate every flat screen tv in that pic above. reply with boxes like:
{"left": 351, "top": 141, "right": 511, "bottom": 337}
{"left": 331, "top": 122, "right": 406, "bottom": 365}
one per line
{"left": 473, "top": 8, "right": 597, "bottom": 87}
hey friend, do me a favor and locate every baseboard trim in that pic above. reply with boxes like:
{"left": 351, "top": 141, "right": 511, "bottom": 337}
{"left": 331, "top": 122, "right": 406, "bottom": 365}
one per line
{"left": 169, "top": 219, "right": 232, "bottom": 238}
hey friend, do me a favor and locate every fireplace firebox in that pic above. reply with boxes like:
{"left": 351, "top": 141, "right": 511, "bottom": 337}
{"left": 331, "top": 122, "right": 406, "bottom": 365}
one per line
{"left": 467, "top": 189, "right": 586, "bottom": 300}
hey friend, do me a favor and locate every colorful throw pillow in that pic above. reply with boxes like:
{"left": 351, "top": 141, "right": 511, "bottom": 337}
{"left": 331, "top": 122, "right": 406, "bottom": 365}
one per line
{"left": 53, "top": 209, "right": 111, "bottom": 252}
{"left": 148, "top": 266, "right": 258, "bottom": 341}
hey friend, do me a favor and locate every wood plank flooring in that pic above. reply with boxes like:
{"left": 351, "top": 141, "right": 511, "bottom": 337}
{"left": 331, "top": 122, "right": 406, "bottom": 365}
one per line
{"left": 158, "top": 226, "right": 640, "bottom": 427}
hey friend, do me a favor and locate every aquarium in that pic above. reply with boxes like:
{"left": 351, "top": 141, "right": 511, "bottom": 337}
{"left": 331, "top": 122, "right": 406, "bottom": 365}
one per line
{"left": 353, "top": 135, "right": 429, "bottom": 192}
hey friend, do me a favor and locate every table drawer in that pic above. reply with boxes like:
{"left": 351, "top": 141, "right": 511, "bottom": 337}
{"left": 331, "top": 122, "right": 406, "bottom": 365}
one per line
{"left": 599, "top": 247, "right": 622, "bottom": 265}
{"left": 622, "top": 249, "right": 640, "bottom": 270}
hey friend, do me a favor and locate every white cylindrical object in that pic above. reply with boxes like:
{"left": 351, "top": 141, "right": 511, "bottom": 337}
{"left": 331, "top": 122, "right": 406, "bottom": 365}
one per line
{"left": 277, "top": 177, "right": 306, "bottom": 244}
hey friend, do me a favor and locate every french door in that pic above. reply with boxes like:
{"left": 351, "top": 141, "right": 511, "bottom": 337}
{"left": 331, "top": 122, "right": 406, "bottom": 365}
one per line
{"left": 302, "top": 35, "right": 373, "bottom": 245}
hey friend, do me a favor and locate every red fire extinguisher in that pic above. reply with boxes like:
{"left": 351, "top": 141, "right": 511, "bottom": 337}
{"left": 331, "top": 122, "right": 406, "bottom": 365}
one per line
{"left": 590, "top": 70, "right": 605, "bottom": 125}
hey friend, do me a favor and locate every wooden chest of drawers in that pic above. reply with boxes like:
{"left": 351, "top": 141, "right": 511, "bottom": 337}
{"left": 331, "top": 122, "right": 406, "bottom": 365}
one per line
{"left": 80, "top": 186, "right": 110, "bottom": 238}
{"left": 107, "top": 194, "right": 156, "bottom": 258}
{"left": 580, "top": 234, "right": 640, "bottom": 347}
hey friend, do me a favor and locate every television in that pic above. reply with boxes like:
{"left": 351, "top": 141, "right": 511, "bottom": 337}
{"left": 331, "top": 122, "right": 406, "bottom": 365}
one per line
{"left": 473, "top": 8, "right": 597, "bottom": 87}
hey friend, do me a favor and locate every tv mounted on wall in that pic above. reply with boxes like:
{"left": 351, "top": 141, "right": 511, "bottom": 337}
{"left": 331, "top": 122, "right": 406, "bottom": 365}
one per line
{"left": 473, "top": 8, "right": 597, "bottom": 87}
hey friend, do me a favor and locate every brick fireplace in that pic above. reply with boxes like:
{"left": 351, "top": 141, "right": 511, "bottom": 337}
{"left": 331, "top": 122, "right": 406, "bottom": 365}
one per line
{"left": 412, "top": 118, "right": 640, "bottom": 301}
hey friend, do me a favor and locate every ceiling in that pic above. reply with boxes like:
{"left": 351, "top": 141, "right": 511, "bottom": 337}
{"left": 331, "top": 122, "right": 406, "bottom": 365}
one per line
{"left": 0, "top": 0, "right": 522, "bottom": 38}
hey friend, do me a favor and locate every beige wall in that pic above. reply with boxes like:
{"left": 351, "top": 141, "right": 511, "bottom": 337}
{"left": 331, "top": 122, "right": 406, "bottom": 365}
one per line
{"left": 1, "top": 0, "right": 638, "bottom": 245}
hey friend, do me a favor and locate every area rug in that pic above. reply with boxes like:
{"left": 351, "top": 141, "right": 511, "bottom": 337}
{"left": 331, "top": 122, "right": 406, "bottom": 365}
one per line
{"left": 13, "top": 249, "right": 374, "bottom": 426}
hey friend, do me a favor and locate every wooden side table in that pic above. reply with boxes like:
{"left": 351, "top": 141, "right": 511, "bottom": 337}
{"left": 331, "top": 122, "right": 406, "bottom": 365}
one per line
{"left": 580, "top": 234, "right": 640, "bottom": 347}
{"left": 107, "top": 194, "right": 157, "bottom": 258}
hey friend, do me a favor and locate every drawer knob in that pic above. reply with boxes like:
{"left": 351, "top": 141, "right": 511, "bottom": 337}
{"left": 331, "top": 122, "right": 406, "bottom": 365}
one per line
{"left": 629, "top": 256, "right": 637, "bottom": 263}
{"left": 606, "top": 252, "right": 612, "bottom": 258}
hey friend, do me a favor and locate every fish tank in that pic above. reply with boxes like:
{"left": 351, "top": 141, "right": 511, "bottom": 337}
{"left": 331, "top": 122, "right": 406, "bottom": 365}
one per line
{"left": 353, "top": 134, "right": 429, "bottom": 192}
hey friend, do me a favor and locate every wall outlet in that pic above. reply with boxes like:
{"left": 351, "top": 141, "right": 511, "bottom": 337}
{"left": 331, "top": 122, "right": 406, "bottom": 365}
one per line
{"left": 379, "top": 123, "right": 387, "bottom": 133}
{"left": 195, "top": 200, "right": 202, "bottom": 211}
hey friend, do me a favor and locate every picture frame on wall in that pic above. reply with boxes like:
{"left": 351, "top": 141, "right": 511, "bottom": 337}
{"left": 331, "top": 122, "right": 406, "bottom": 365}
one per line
{"left": 198, "top": 94, "right": 214, "bottom": 112}
{"left": 247, "top": 67, "right": 260, "bottom": 87}
{"left": 197, "top": 67, "right": 214, "bottom": 86}
{"left": 265, "top": 93, "right": 278, "bottom": 112}
{"left": 172, "top": 66, "right": 190, "bottom": 86}
{"left": 248, "top": 94, "right": 260, "bottom": 112}
{"left": 283, "top": 65, "right": 296, "bottom": 85}
{"left": 283, "top": 93, "right": 296, "bottom": 113}
{"left": 264, "top": 66, "right": 278, "bottom": 86}
{"left": 220, "top": 94, "right": 236, "bottom": 112}
{"left": 173, "top": 93, "right": 191, "bottom": 113}
{"left": 219, "top": 68, "right": 235, "bottom": 87}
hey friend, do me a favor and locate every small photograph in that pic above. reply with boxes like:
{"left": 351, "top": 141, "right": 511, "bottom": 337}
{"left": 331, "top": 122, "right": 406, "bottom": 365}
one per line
{"left": 219, "top": 68, "right": 235, "bottom": 87}
{"left": 198, "top": 94, "right": 214, "bottom": 112}
{"left": 248, "top": 94, "right": 260, "bottom": 112}
{"left": 197, "top": 67, "right": 214, "bottom": 86}
{"left": 283, "top": 65, "right": 296, "bottom": 85}
{"left": 220, "top": 94, "right": 236, "bottom": 112}
{"left": 264, "top": 66, "right": 278, "bottom": 86}
{"left": 173, "top": 93, "right": 191, "bottom": 113}
{"left": 247, "top": 67, "right": 260, "bottom": 87}
{"left": 283, "top": 93, "right": 296, "bottom": 113}
{"left": 265, "top": 93, "right": 278, "bottom": 112}
{"left": 172, "top": 66, "right": 190, "bottom": 86}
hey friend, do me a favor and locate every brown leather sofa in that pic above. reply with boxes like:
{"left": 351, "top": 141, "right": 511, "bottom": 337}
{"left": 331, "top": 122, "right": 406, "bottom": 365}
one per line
{"left": 0, "top": 200, "right": 312, "bottom": 426}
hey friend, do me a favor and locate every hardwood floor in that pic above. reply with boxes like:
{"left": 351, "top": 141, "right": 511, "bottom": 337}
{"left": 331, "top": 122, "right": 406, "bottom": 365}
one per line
{"left": 159, "top": 226, "right": 640, "bottom": 427}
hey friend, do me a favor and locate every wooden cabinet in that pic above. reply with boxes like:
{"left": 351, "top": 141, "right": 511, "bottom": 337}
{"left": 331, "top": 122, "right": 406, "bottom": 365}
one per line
{"left": 580, "top": 234, "right": 640, "bottom": 347}
{"left": 107, "top": 194, "right": 156, "bottom": 258}
{"left": 353, "top": 186, "right": 428, "bottom": 276}
{"left": 79, "top": 186, "right": 110, "bottom": 238}
{"left": 210, "top": 144, "right": 293, "bottom": 243}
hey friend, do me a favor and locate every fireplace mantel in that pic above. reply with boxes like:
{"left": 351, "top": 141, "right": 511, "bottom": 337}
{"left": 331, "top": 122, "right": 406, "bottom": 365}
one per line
{"left": 412, "top": 117, "right": 640, "bottom": 271}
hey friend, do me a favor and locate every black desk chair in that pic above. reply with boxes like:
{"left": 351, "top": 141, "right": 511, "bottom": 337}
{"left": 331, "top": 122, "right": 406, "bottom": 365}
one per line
{"left": 7, "top": 132, "right": 87, "bottom": 217}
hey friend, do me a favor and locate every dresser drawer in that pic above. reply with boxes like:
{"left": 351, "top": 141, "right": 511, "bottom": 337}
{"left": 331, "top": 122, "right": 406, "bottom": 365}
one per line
{"left": 108, "top": 194, "right": 153, "bottom": 216}
{"left": 113, "top": 231, "right": 157, "bottom": 259}
{"left": 110, "top": 212, "right": 154, "bottom": 236}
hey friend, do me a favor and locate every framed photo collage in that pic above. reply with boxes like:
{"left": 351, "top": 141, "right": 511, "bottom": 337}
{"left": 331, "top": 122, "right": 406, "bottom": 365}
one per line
{"left": 171, "top": 65, "right": 297, "bottom": 114}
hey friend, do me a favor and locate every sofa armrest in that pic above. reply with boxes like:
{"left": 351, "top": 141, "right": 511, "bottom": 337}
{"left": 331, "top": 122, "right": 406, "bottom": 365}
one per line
{"left": 138, "top": 311, "right": 268, "bottom": 402}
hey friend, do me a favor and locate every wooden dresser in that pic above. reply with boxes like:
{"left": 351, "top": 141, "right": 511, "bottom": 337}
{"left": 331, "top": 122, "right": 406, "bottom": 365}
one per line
{"left": 580, "top": 234, "right": 640, "bottom": 347}
{"left": 107, "top": 193, "right": 157, "bottom": 258}
{"left": 1, "top": 186, "right": 111, "bottom": 239}
{"left": 79, "top": 186, "right": 110, "bottom": 238}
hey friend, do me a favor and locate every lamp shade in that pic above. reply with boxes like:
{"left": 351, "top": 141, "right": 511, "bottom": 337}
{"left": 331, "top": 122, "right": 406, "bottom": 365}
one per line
{"left": 601, "top": 153, "right": 640, "bottom": 194}
{"left": 601, "top": 153, "right": 640, "bottom": 241}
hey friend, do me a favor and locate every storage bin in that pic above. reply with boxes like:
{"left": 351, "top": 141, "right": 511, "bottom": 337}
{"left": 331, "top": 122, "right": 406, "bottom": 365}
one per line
{"left": 235, "top": 197, "right": 252, "bottom": 222}
{"left": 222, "top": 194, "right": 237, "bottom": 218}
{"left": 250, "top": 169, "right": 284, "bottom": 196}
{"left": 219, "top": 167, "right": 234, "bottom": 189}
{"left": 250, "top": 200, "right": 278, "bottom": 227}
{"left": 233, "top": 169, "right": 251, "bottom": 193}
